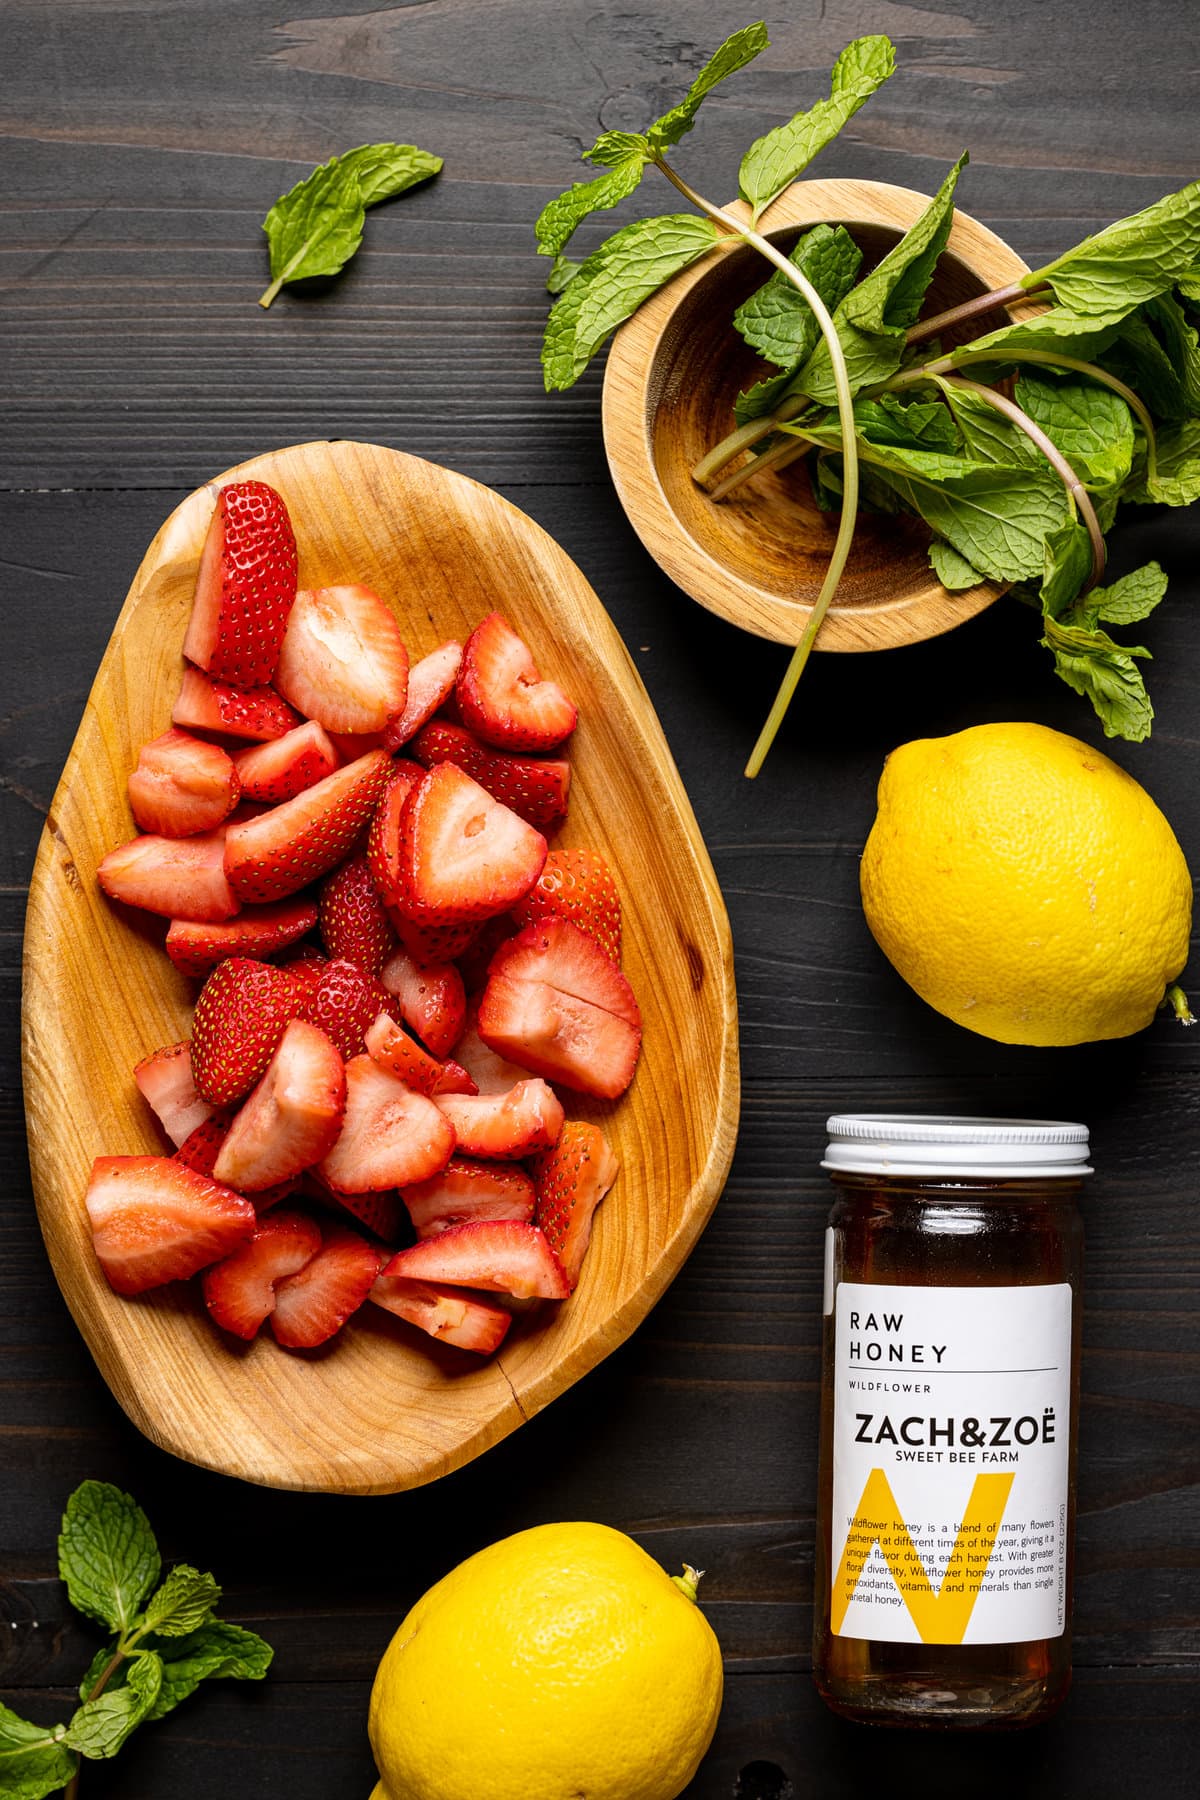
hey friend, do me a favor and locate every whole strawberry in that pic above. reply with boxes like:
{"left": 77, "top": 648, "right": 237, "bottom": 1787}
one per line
{"left": 190, "top": 956, "right": 307, "bottom": 1106}
{"left": 510, "top": 849, "right": 621, "bottom": 963}
{"left": 184, "top": 481, "right": 298, "bottom": 688}
{"left": 319, "top": 855, "right": 395, "bottom": 976}
{"left": 304, "top": 957, "right": 389, "bottom": 1061}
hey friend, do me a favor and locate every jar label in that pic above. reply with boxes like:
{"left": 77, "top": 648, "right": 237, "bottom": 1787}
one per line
{"left": 831, "top": 1281, "right": 1071, "bottom": 1645}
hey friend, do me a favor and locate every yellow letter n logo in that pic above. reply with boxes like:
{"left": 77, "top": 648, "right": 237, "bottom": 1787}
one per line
{"left": 832, "top": 1467, "right": 1015, "bottom": 1644}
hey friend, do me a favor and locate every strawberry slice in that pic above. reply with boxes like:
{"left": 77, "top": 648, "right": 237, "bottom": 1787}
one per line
{"left": 190, "top": 956, "right": 309, "bottom": 1107}
{"left": 302, "top": 957, "right": 389, "bottom": 1061}
{"left": 184, "top": 481, "right": 298, "bottom": 688}
{"left": 369, "top": 1273, "right": 512, "bottom": 1354}
{"left": 433, "top": 1059, "right": 477, "bottom": 1096}
{"left": 455, "top": 915, "right": 518, "bottom": 994}
{"left": 531, "top": 1121, "right": 619, "bottom": 1289}
{"left": 365, "top": 1010, "right": 447, "bottom": 1096}
{"left": 401, "top": 1156, "right": 536, "bottom": 1238}
{"left": 232, "top": 721, "right": 339, "bottom": 803}
{"left": 457, "top": 612, "right": 577, "bottom": 752}
{"left": 435, "top": 1079, "right": 564, "bottom": 1160}
{"left": 390, "top": 913, "right": 481, "bottom": 967}
{"left": 452, "top": 1003, "right": 533, "bottom": 1095}
{"left": 134, "top": 1041, "right": 216, "bottom": 1146}
{"left": 165, "top": 896, "right": 318, "bottom": 977}
{"left": 381, "top": 1220, "right": 569, "bottom": 1300}
{"left": 379, "top": 947, "right": 465, "bottom": 1059}
{"left": 395, "top": 763, "right": 547, "bottom": 924}
{"left": 98, "top": 829, "right": 238, "bottom": 923}
{"left": 319, "top": 855, "right": 394, "bottom": 975}
{"left": 383, "top": 641, "right": 463, "bottom": 751}
{"left": 270, "top": 1221, "right": 384, "bottom": 1348}
{"left": 365, "top": 759, "right": 427, "bottom": 907}
{"left": 173, "top": 668, "right": 301, "bottom": 742}
{"left": 275, "top": 585, "right": 409, "bottom": 734}
{"left": 174, "top": 1117, "right": 296, "bottom": 1211}
{"left": 511, "top": 849, "right": 621, "bottom": 963}
{"left": 327, "top": 729, "right": 388, "bottom": 762}
{"left": 411, "top": 720, "right": 570, "bottom": 831}
{"left": 307, "top": 1171, "right": 408, "bottom": 1242}
{"left": 85, "top": 1155, "right": 255, "bottom": 1296}
{"left": 318, "top": 1055, "right": 455, "bottom": 1194}
{"left": 202, "top": 1209, "right": 323, "bottom": 1339}
{"left": 224, "top": 750, "right": 391, "bottom": 904}
{"left": 213, "top": 1019, "right": 346, "bottom": 1192}
{"left": 478, "top": 919, "right": 641, "bottom": 1100}
{"left": 127, "top": 730, "right": 240, "bottom": 839}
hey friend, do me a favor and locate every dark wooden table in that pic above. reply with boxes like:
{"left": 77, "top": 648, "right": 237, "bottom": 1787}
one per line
{"left": 3, "top": 3, "right": 1197, "bottom": 1794}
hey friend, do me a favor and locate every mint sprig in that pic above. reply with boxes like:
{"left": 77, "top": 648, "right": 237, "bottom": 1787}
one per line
{"left": 0, "top": 1482, "right": 272, "bottom": 1799}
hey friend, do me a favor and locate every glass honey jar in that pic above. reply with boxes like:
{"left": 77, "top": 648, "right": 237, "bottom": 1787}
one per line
{"left": 813, "top": 1115, "right": 1089, "bottom": 1729}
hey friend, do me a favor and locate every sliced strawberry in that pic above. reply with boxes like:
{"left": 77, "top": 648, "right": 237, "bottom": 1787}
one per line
{"left": 232, "top": 721, "right": 339, "bottom": 803}
{"left": 434, "top": 1060, "right": 477, "bottom": 1096}
{"left": 411, "top": 721, "right": 570, "bottom": 832}
{"left": 134, "top": 1041, "right": 216, "bottom": 1147}
{"left": 174, "top": 1117, "right": 296, "bottom": 1211}
{"left": 369, "top": 1273, "right": 511, "bottom": 1354}
{"left": 365, "top": 1010, "right": 446, "bottom": 1096}
{"left": 327, "top": 729, "right": 388, "bottom": 762}
{"left": 98, "top": 828, "right": 238, "bottom": 923}
{"left": 383, "top": 641, "right": 463, "bottom": 751}
{"left": 455, "top": 915, "right": 518, "bottom": 994}
{"left": 190, "top": 956, "right": 309, "bottom": 1107}
{"left": 213, "top": 1019, "right": 345, "bottom": 1192}
{"left": 365, "top": 759, "right": 427, "bottom": 907}
{"left": 274, "top": 585, "right": 409, "bottom": 734}
{"left": 457, "top": 612, "right": 577, "bottom": 752}
{"left": 381, "top": 1220, "right": 569, "bottom": 1300}
{"left": 184, "top": 480, "right": 298, "bottom": 688}
{"left": 532, "top": 1121, "right": 619, "bottom": 1289}
{"left": 436, "top": 1079, "right": 564, "bottom": 1160}
{"left": 319, "top": 855, "right": 394, "bottom": 975}
{"left": 401, "top": 1156, "right": 536, "bottom": 1238}
{"left": 302, "top": 957, "right": 388, "bottom": 1061}
{"left": 270, "top": 1221, "right": 384, "bottom": 1348}
{"left": 395, "top": 764, "right": 547, "bottom": 924}
{"left": 85, "top": 1155, "right": 255, "bottom": 1296}
{"left": 224, "top": 750, "right": 391, "bottom": 904}
{"left": 389, "top": 912, "right": 481, "bottom": 967}
{"left": 511, "top": 849, "right": 621, "bottom": 963}
{"left": 173, "top": 667, "right": 302, "bottom": 742}
{"left": 127, "top": 730, "right": 240, "bottom": 839}
{"left": 202, "top": 1208, "right": 323, "bottom": 1339}
{"left": 452, "top": 1004, "right": 533, "bottom": 1095}
{"left": 165, "top": 897, "right": 318, "bottom": 977}
{"left": 318, "top": 1055, "right": 455, "bottom": 1194}
{"left": 310, "top": 1173, "right": 408, "bottom": 1242}
{"left": 478, "top": 919, "right": 641, "bottom": 1100}
{"left": 380, "top": 947, "right": 465, "bottom": 1059}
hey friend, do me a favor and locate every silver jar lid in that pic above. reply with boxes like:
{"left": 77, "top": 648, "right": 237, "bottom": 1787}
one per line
{"left": 823, "top": 1114, "right": 1092, "bottom": 1180}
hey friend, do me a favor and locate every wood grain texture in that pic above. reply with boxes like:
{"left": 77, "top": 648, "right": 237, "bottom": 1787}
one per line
{"left": 21, "top": 441, "right": 739, "bottom": 1493}
{"left": 603, "top": 178, "right": 1038, "bottom": 648}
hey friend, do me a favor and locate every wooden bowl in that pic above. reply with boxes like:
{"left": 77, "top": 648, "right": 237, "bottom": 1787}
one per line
{"left": 603, "top": 178, "right": 1038, "bottom": 649}
{"left": 22, "top": 440, "right": 740, "bottom": 1494}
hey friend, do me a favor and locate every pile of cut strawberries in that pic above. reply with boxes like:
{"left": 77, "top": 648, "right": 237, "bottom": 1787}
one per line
{"left": 86, "top": 479, "right": 641, "bottom": 1358}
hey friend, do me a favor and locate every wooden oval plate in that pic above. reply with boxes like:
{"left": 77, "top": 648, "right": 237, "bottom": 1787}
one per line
{"left": 23, "top": 440, "right": 739, "bottom": 1494}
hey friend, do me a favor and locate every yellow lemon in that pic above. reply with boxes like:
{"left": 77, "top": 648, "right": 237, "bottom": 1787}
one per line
{"left": 367, "top": 1521, "right": 723, "bottom": 1800}
{"left": 861, "top": 722, "right": 1193, "bottom": 1046}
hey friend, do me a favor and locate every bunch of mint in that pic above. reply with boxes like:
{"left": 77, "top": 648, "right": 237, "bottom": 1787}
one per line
{"left": 0, "top": 1482, "right": 272, "bottom": 1798}
{"left": 537, "top": 22, "right": 1200, "bottom": 766}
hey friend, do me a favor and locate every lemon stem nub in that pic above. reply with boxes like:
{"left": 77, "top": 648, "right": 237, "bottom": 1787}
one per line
{"left": 1164, "top": 983, "right": 1196, "bottom": 1025}
{"left": 672, "top": 1565, "right": 705, "bottom": 1604}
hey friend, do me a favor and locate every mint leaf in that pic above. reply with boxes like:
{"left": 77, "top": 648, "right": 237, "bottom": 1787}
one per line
{"left": 795, "top": 154, "right": 967, "bottom": 402}
{"left": 143, "top": 1622, "right": 274, "bottom": 1723}
{"left": 1039, "top": 521, "right": 1094, "bottom": 617}
{"left": 542, "top": 214, "right": 720, "bottom": 390}
{"left": 59, "top": 1481, "right": 160, "bottom": 1635}
{"left": 0, "top": 1705, "right": 76, "bottom": 1800}
{"left": 1014, "top": 370, "right": 1135, "bottom": 488}
{"left": 1178, "top": 269, "right": 1200, "bottom": 304}
{"left": 1066, "top": 562, "right": 1168, "bottom": 629}
{"left": 142, "top": 1565, "right": 222, "bottom": 1638}
{"left": 941, "top": 382, "right": 1043, "bottom": 468}
{"left": 863, "top": 448, "right": 1068, "bottom": 581}
{"left": 734, "top": 365, "right": 799, "bottom": 425}
{"left": 260, "top": 142, "right": 441, "bottom": 307}
{"left": 738, "top": 35, "right": 895, "bottom": 218}
{"left": 545, "top": 254, "right": 581, "bottom": 295}
{"left": 1125, "top": 417, "right": 1200, "bottom": 504}
{"left": 1033, "top": 179, "right": 1200, "bottom": 322}
{"left": 929, "top": 539, "right": 985, "bottom": 590}
{"left": 733, "top": 223, "right": 861, "bottom": 366}
{"left": 64, "top": 1654, "right": 162, "bottom": 1761}
{"left": 854, "top": 393, "right": 959, "bottom": 452}
{"left": 1042, "top": 614, "right": 1154, "bottom": 741}
{"left": 535, "top": 154, "right": 647, "bottom": 258}
{"left": 959, "top": 305, "right": 1124, "bottom": 366}
{"left": 647, "top": 22, "right": 770, "bottom": 152}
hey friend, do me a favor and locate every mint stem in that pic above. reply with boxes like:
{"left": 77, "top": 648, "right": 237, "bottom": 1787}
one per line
{"left": 258, "top": 235, "right": 315, "bottom": 309}
{"left": 1165, "top": 983, "right": 1196, "bottom": 1025}
{"left": 651, "top": 156, "right": 862, "bottom": 777}
{"left": 709, "top": 433, "right": 810, "bottom": 501}
{"left": 63, "top": 1640, "right": 128, "bottom": 1797}
{"left": 903, "top": 281, "right": 1053, "bottom": 348}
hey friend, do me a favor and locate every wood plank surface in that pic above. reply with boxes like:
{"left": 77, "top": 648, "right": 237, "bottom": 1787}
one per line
{"left": 2, "top": 0, "right": 1198, "bottom": 1793}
